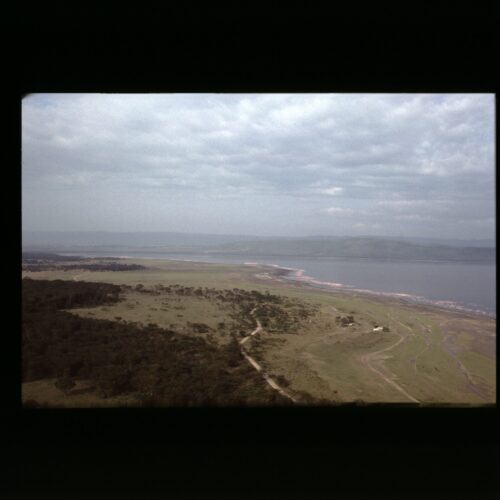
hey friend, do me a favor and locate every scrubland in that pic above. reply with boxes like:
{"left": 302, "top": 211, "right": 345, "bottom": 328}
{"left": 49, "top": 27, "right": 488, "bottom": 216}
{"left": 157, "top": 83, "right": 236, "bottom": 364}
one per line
{"left": 22, "top": 257, "right": 496, "bottom": 406}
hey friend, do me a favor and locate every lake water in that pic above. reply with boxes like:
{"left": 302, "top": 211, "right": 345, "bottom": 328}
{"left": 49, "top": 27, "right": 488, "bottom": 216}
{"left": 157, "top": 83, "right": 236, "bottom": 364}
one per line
{"left": 61, "top": 251, "right": 496, "bottom": 317}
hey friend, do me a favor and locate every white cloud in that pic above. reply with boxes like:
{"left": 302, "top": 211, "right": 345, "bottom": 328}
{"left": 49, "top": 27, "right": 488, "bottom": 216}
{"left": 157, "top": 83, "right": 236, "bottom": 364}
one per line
{"left": 323, "top": 207, "right": 354, "bottom": 215}
{"left": 319, "top": 187, "right": 344, "bottom": 196}
{"left": 269, "top": 95, "right": 333, "bottom": 125}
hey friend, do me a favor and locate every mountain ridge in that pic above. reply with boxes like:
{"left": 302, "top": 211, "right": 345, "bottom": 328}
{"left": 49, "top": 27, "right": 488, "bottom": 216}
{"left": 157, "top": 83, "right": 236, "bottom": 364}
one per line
{"left": 22, "top": 231, "right": 495, "bottom": 263}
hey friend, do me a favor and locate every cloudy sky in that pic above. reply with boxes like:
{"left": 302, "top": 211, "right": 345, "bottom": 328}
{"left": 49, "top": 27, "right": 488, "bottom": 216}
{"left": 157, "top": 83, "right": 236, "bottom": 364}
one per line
{"left": 22, "top": 93, "right": 495, "bottom": 239}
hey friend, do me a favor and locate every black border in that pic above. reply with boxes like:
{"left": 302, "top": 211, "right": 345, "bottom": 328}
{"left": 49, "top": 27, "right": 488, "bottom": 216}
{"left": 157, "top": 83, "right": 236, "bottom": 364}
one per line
{"left": 8, "top": 2, "right": 498, "bottom": 498}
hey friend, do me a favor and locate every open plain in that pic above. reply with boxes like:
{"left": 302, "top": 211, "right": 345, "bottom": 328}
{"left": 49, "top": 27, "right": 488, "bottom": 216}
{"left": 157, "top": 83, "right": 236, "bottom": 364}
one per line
{"left": 22, "top": 256, "right": 496, "bottom": 406}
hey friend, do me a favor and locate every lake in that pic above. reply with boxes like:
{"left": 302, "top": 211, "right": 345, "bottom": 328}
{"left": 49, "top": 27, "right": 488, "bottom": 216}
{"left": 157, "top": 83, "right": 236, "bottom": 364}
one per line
{"left": 60, "top": 251, "right": 496, "bottom": 317}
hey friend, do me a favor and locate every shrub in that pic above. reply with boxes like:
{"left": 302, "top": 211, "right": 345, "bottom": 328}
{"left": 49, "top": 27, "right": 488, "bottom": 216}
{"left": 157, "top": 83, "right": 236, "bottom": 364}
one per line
{"left": 54, "top": 376, "right": 75, "bottom": 395}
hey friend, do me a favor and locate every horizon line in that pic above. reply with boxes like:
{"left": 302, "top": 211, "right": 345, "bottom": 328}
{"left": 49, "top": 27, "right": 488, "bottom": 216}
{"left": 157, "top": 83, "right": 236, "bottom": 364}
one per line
{"left": 21, "top": 229, "right": 495, "bottom": 242}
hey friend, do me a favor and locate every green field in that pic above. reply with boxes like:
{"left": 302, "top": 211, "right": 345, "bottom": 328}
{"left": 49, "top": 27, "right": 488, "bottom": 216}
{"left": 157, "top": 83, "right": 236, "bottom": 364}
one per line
{"left": 22, "top": 257, "right": 496, "bottom": 405}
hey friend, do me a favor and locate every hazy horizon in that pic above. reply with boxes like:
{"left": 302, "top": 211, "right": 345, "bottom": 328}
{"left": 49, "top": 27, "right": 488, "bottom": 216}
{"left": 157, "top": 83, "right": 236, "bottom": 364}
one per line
{"left": 22, "top": 93, "right": 495, "bottom": 239}
{"left": 22, "top": 228, "right": 495, "bottom": 242}
{"left": 22, "top": 229, "right": 495, "bottom": 251}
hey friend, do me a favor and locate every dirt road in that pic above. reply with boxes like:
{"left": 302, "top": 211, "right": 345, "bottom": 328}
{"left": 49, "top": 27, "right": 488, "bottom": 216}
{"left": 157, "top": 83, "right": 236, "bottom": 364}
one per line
{"left": 439, "top": 319, "right": 487, "bottom": 401}
{"left": 240, "top": 308, "right": 262, "bottom": 345}
{"left": 409, "top": 318, "right": 431, "bottom": 373}
{"left": 239, "top": 308, "right": 297, "bottom": 403}
{"left": 360, "top": 314, "right": 420, "bottom": 404}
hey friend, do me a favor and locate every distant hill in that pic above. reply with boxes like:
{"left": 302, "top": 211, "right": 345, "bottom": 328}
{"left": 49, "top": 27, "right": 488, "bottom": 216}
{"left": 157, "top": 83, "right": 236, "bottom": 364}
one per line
{"left": 288, "top": 235, "right": 495, "bottom": 247}
{"left": 22, "top": 232, "right": 495, "bottom": 263}
{"left": 356, "top": 235, "right": 496, "bottom": 248}
{"left": 204, "top": 237, "right": 495, "bottom": 262}
{"left": 22, "top": 230, "right": 266, "bottom": 248}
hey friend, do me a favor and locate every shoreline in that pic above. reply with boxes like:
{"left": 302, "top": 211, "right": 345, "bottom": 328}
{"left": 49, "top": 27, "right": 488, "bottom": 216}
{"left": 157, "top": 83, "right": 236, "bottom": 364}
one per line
{"left": 56, "top": 253, "right": 496, "bottom": 320}
{"left": 257, "top": 263, "right": 496, "bottom": 321}
{"left": 43, "top": 249, "right": 495, "bottom": 265}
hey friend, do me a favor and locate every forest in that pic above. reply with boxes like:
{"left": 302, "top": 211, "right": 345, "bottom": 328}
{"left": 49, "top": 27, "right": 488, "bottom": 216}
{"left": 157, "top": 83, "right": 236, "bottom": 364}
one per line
{"left": 22, "top": 278, "right": 302, "bottom": 406}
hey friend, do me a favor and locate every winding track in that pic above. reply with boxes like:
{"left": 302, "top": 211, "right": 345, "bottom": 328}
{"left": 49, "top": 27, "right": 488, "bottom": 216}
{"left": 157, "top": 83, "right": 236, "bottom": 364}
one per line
{"left": 439, "top": 319, "right": 487, "bottom": 401}
{"left": 240, "top": 308, "right": 262, "bottom": 345}
{"left": 409, "top": 317, "right": 431, "bottom": 373}
{"left": 359, "top": 313, "right": 420, "bottom": 404}
{"left": 239, "top": 308, "right": 297, "bottom": 403}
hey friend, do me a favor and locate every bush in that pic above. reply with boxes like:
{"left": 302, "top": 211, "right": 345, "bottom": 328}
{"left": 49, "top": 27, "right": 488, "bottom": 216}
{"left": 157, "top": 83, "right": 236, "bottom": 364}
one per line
{"left": 54, "top": 376, "right": 75, "bottom": 395}
{"left": 95, "top": 367, "right": 132, "bottom": 398}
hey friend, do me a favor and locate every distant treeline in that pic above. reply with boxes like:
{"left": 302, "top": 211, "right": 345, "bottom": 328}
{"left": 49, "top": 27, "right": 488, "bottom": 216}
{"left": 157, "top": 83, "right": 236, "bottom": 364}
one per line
{"left": 21, "top": 252, "right": 147, "bottom": 272}
{"left": 22, "top": 252, "right": 86, "bottom": 262}
{"left": 22, "top": 279, "right": 293, "bottom": 406}
{"left": 22, "top": 262, "right": 147, "bottom": 272}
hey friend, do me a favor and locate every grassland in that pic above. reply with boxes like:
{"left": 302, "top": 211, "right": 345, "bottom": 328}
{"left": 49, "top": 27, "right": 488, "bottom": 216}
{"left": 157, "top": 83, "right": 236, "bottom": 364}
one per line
{"left": 22, "top": 257, "right": 496, "bottom": 406}
{"left": 69, "top": 288, "right": 235, "bottom": 345}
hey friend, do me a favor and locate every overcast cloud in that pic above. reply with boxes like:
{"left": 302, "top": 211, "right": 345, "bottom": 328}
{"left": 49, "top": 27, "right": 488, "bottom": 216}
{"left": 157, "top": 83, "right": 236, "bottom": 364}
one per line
{"left": 22, "top": 93, "right": 495, "bottom": 239}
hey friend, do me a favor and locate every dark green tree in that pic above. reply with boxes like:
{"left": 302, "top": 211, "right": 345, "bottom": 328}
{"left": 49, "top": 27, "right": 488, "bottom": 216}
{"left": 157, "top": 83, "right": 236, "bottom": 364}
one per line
{"left": 54, "top": 374, "right": 75, "bottom": 395}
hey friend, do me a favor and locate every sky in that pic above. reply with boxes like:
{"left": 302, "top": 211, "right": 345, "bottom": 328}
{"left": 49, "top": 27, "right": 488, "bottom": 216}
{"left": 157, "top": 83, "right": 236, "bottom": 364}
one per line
{"left": 22, "top": 93, "right": 495, "bottom": 239}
